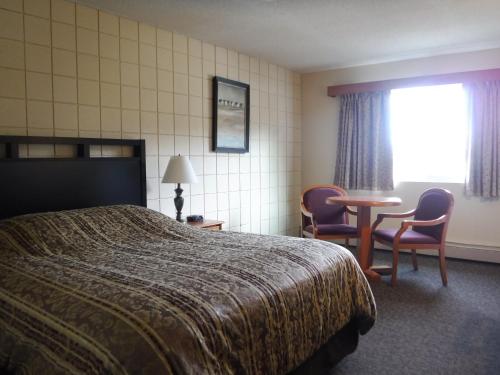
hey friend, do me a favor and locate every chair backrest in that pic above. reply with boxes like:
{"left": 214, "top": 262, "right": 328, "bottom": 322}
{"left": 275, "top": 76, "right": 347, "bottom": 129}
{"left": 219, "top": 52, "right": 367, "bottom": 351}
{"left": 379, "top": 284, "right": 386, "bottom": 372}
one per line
{"left": 301, "top": 185, "right": 348, "bottom": 225}
{"left": 413, "top": 188, "right": 454, "bottom": 241}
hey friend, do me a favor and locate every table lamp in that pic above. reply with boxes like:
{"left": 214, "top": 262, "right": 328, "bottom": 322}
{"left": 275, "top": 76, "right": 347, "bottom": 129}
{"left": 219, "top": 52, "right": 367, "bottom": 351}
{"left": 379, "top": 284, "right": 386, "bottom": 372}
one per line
{"left": 162, "top": 155, "right": 198, "bottom": 222}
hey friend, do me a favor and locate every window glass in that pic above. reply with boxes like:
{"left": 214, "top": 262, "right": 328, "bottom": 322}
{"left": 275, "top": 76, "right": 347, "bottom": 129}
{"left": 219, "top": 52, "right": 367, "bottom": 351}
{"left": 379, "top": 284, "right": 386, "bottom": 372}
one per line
{"left": 390, "top": 83, "right": 467, "bottom": 183}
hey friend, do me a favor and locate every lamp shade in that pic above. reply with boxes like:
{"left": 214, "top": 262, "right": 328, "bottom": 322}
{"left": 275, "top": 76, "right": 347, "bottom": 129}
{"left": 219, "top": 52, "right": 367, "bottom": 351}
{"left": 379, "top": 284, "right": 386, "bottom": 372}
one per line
{"left": 162, "top": 155, "right": 198, "bottom": 184}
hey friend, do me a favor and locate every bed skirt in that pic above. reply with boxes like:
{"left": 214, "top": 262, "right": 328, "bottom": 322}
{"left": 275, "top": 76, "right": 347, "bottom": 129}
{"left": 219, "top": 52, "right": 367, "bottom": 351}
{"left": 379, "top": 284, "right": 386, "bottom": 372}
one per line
{"left": 290, "top": 319, "right": 360, "bottom": 375}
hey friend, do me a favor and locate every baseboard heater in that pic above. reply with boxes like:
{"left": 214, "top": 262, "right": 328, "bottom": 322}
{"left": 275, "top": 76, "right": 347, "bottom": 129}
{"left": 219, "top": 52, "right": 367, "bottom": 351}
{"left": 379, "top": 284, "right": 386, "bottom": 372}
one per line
{"left": 339, "top": 239, "right": 500, "bottom": 264}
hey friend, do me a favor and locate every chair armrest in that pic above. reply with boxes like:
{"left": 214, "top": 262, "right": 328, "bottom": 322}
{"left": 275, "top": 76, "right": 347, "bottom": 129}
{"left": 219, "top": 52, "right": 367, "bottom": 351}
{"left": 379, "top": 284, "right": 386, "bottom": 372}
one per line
{"left": 391, "top": 214, "right": 448, "bottom": 245}
{"left": 300, "top": 203, "right": 318, "bottom": 235}
{"left": 371, "top": 209, "right": 416, "bottom": 232}
{"left": 377, "top": 209, "right": 416, "bottom": 219}
{"left": 401, "top": 214, "right": 448, "bottom": 229}
{"left": 300, "top": 203, "right": 314, "bottom": 219}
{"left": 346, "top": 207, "right": 357, "bottom": 216}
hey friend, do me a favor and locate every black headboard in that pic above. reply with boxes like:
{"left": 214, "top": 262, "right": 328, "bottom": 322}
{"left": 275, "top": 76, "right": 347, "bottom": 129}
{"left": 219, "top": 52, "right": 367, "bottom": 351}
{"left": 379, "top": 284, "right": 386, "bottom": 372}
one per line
{"left": 0, "top": 136, "right": 146, "bottom": 220}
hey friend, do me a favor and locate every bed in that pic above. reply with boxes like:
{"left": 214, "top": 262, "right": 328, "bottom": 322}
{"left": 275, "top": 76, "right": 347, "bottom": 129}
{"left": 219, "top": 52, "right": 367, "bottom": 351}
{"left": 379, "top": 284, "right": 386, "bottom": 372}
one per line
{"left": 0, "top": 136, "right": 376, "bottom": 374}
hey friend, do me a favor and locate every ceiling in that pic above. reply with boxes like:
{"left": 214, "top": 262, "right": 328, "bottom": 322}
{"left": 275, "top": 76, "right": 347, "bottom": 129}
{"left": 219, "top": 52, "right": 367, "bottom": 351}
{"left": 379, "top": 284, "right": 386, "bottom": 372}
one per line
{"left": 77, "top": 0, "right": 500, "bottom": 73}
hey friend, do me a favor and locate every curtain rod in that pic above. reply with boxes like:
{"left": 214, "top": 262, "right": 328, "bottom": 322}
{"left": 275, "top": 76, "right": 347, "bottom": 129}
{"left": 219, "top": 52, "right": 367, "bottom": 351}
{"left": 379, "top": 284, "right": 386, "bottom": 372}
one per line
{"left": 327, "top": 68, "right": 500, "bottom": 97}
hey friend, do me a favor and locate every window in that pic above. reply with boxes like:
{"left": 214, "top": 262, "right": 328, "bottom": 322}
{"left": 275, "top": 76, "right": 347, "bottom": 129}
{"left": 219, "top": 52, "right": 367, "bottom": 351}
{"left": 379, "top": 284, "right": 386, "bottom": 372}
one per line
{"left": 390, "top": 83, "right": 468, "bottom": 183}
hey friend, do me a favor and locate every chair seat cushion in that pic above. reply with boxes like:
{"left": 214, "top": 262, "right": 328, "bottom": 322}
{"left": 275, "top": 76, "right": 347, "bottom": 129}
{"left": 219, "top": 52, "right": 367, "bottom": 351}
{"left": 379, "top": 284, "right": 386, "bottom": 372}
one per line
{"left": 373, "top": 229, "right": 440, "bottom": 244}
{"left": 304, "top": 224, "right": 358, "bottom": 236}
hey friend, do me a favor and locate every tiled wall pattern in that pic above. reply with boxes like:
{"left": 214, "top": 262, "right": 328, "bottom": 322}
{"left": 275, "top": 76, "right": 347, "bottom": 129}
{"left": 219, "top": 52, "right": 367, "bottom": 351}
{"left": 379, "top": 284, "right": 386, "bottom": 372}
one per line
{"left": 0, "top": 0, "right": 302, "bottom": 235}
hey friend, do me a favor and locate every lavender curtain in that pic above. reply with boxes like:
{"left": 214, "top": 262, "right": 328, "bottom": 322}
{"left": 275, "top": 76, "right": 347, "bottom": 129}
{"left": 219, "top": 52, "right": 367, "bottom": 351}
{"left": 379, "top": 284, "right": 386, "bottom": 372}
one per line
{"left": 334, "top": 91, "right": 393, "bottom": 190}
{"left": 465, "top": 81, "right": 500, "bottom": 198}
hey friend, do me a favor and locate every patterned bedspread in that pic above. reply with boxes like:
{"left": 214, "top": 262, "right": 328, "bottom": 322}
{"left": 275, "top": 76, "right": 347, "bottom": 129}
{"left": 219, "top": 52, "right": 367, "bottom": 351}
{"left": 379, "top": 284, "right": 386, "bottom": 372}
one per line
{"left": 0, "top": 205, "right": 375, "bottom": 375}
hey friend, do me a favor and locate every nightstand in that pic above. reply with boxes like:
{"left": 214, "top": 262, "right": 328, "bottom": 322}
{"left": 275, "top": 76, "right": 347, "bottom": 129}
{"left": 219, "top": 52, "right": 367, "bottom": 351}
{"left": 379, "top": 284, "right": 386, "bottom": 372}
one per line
{"left": 186, "top": 220, "right": 224, "bottom": 231}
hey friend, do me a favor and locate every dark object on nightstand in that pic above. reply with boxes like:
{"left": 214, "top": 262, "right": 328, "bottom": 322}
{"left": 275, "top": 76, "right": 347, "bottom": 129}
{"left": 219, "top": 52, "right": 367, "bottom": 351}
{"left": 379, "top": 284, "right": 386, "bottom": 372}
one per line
{"left": 187, "top": 215, "right": 204, "bottom": 223}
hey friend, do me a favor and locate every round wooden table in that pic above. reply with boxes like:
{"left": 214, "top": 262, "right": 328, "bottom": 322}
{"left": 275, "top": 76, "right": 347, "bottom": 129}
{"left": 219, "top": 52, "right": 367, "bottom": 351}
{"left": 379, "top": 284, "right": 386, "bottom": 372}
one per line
{"left": 326, "top": 196, "right": 402, "bottom": 281}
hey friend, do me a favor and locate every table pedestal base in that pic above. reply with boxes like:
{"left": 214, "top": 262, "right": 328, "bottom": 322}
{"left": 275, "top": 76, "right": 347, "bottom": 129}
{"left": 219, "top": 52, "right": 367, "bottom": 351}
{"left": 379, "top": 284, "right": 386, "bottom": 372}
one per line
{"left": 363, "top": 265, "right": 393, "bottom": 282}
{"left": 370, "top": 265, "right": 392, "bottom": 275}
{"left": 357, "top": 206, "right": 393, "bottom": 282}
{"left": 363, "top": 269, "right": 382, "bottom": 281}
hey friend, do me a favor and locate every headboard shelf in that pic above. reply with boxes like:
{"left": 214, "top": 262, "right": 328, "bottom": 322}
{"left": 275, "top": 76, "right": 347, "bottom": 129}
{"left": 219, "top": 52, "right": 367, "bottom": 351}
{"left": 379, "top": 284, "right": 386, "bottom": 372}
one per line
{"left": 0, "top": 135, "right": 144, "bottom": 159}
{"left": 1, "top": 157, "right": 142, "bottom": 162}
{"left": 0, "top": 136, "right": 147, "bottom": 220}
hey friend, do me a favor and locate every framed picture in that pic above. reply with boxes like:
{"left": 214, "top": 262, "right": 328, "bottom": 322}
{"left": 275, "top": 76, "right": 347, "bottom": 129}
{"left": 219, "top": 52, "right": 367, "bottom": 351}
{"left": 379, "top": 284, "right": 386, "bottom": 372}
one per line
{"left": 212, "top": 76, "right": 250, "bottom": 153}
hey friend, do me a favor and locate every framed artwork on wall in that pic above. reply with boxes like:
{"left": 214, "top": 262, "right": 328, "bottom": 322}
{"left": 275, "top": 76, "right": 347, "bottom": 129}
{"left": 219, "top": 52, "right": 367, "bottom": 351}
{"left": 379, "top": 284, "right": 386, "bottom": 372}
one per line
{"left": 212, "top": 76, "right": 250, "bottom": 153}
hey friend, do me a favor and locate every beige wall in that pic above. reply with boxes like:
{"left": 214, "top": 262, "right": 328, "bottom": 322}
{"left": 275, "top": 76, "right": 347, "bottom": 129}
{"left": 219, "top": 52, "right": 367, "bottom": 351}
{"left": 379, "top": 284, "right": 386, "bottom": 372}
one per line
{"left": 302, "top": 48, "right": 500, "bottom": 256}
{"left": 0, "top": 0, "right": 302, "bottom": 235}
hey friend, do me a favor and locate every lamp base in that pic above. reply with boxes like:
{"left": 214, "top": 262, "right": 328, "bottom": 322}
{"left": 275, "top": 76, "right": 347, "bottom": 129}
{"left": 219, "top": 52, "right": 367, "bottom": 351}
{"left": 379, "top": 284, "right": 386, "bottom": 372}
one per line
{"left": 174, "top": 183, "right": 184, "bottom": 222}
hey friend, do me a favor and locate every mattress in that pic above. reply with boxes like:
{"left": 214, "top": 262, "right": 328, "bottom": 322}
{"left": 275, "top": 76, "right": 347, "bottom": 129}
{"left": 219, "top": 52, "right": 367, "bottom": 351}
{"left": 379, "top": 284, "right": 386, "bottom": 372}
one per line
{"left": 0, "top": 205, "right": 376, "bottom": 374}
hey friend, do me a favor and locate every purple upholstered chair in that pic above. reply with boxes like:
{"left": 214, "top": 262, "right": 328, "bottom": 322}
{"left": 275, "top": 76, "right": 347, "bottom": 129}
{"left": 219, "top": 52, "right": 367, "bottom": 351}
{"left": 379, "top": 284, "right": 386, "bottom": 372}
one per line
{"left": 371, "top": 188, "right": 454, "bottom": 286}
{"left": 300, "top": 185, "right": 358, "bottom": 244}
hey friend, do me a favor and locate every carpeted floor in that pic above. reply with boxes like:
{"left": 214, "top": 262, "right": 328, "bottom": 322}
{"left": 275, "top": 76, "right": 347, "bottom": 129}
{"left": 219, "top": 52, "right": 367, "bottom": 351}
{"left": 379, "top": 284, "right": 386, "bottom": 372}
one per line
{"left": 331, "top": 250, "right": 500, "bottom": 375}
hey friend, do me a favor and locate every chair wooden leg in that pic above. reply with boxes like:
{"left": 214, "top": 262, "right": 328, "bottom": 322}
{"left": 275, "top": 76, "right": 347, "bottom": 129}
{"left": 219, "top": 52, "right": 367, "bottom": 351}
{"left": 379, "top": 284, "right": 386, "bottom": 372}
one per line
{"left": 391, "top": 246, "right": 399, "bottom": 287}
{"left": 345, "top": 238, "right": 350, "bottom": 247}
{"left": 438, "top": 247, "right": 448, "bottom": 286}
{"left": 411, "top": 249, "right": 418, "bottom": 270}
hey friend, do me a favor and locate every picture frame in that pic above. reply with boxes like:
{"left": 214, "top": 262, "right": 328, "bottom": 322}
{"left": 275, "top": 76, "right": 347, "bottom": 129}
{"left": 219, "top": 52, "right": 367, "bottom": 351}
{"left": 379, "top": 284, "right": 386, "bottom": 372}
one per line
{"left": 212, "top": 76, "right": 250, "bottom": 153}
